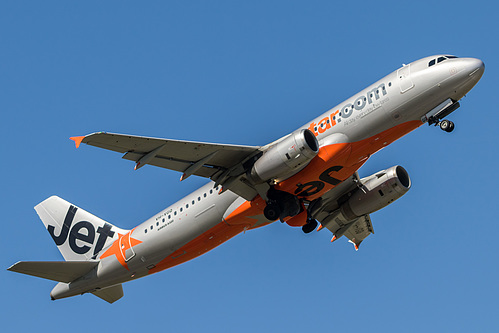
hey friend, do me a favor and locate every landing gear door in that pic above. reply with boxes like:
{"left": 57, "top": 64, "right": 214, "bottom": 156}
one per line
{"left": 397, "top": 65, "right": 414, "bottom": 93}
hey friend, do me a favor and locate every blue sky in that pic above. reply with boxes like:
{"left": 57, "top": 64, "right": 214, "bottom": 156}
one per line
{"left": 2, "top": 1, "right": 498, "bottom": 332}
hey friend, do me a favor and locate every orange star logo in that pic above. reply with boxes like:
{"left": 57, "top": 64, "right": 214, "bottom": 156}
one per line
{"left": 100, "top": 228, "right": 142, "bottom": 270}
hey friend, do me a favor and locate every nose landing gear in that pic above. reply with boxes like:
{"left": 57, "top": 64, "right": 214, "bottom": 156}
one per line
{"left": 424, "top": 99, "right": 459, "bottom": 133}
{"left": 439, "top": 119, "right": 455, "bottom": 133}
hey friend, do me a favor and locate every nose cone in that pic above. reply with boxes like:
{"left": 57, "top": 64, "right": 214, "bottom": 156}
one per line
{"left": 467, "top": 58, "right": 485, "bottom": 79}
{"left": 453, "top": 57, "right": 485, "bottom": 97}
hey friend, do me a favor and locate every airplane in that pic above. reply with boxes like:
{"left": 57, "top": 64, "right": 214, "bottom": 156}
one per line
{"left": 8, "top": 55, "right": 484, "bottom": 303}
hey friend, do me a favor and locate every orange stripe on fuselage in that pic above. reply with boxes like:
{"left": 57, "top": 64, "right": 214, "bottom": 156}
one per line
{"left": 276, "top": 120, "right": 422, "bottom": 201}
{"left": 147, "top": 120, "right": 422, "bottom": 275}
{"left": 148, "top": 222, "right": 249, "bottom": 274}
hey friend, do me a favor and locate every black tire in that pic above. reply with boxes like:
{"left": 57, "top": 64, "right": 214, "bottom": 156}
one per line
{"left": 264, "top": 203, "right": 281, "bottom": 221}
{"left": 302, "top": 219, "right": 318, "bottom": 234}
{"left": 440, "top": 120, "right": 450, "bottom": 131}
{"left": 447, "top": 121, "right": 455, "bottom": 132}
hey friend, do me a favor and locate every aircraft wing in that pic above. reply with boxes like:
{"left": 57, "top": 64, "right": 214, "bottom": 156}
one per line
{"left": 72, "top": 132, "right": 262, "bottom": 200}
{"left": 327, "top": 215, "right": 374, "bottom": 250}
{"left": 310, "top": 172, "right": 374, "bottom": 250}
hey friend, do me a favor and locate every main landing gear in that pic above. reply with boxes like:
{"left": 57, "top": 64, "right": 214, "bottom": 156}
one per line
{"left": 263, "top": 188, "right": 301, "bottom": 222}
{"left": 263, "top": 202, "right": 281, "bottom": 221}
{"left": 301, "top": 218, "right": 318, "bottom": 234}
{"left": 262, "top": 188, "right": 319, "bottom": 234}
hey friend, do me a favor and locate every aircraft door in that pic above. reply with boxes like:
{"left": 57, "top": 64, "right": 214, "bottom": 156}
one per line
{"left": 397, "top": 65, "right": 414, "bottom": 93}
{"left": 119, "top": 232, "right": 136, "bottom": 262}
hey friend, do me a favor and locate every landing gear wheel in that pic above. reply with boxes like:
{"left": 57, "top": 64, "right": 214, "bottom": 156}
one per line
{"left": 447, "top": 121, "right": 455, "bottom": 132}
{"left": 439, "top": 119, "right": 454, "bottom": 132}
{"left": 302, "top": 219, "right": 318, "bottom": 234}
{"left": 439, "top": 119, "right": 450, "bottom": 131}
{"left": 264, "top": 203, "right": 281, "bottom": 221}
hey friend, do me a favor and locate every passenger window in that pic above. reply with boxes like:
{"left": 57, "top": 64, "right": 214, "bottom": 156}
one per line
{"left": 192, "top": 200, "right": 195, "bottom": 205}
{"left": 156, "top": 222, "right": 159, "bottom": 226}
{"left": 198, "top": 197, "right": 201, "bottom": 201}
{"left": 174, "top": 211, "right": 177, "bottom": 216}
{"left": 180, "top": 207, "right": 183, "bottom": 212}
{"left": 204, "top": 193, "right": 207, "bottom": 198}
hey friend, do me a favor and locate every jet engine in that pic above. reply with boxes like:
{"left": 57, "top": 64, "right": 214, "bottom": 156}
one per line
{"left": 340, "top": 165, "right": 411, "bottom": 220}
{"left": 248, "top": 129, "right": 319, "bottom": 184}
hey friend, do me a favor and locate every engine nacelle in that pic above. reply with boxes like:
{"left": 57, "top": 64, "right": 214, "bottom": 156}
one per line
{"left": 340, "top": 165, "right": 411, "bottom": 220}
{"left": 248, "top": 129, "right": 319, "bottom": 184}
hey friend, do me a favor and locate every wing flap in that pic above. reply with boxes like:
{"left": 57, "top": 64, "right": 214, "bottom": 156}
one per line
{"left": 343, "top": 215, "right": 374, "bottom": 250}
{"left": 7, "top": 261, "right": 99, "bottom": 283}
{"left": 319, "top": 213, "right": 374, "bottom": 250}
{"left": 122, "top": 151, "right": 218, "bottom": 178}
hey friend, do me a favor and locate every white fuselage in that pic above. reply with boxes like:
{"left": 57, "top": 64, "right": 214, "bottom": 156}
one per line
{"left": 51, "top": 55, "right": 484, "bottom": 300}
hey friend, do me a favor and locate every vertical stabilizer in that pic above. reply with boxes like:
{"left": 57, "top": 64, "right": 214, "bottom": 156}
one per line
{"left": 35, "top": 196, "right": 129, "bottom": 261}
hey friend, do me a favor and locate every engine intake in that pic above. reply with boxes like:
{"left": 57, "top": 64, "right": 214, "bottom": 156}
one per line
{"left": 248, "top": 129, "right": 319, "bottom": 184}
{"left": 340, "top": 165, "right": 411, "bottom": 220}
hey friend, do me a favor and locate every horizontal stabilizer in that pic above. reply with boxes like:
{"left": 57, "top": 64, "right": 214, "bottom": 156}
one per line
{"left": 92, "top": 284, "right": 124, "bottom": 304}
{"left": 7, "top": 261, "right": 98, "bottom": 283}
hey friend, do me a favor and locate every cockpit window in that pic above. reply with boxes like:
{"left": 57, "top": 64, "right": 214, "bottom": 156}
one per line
{"left": 428, "top": 55, "right": 458, "bottom": 67}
